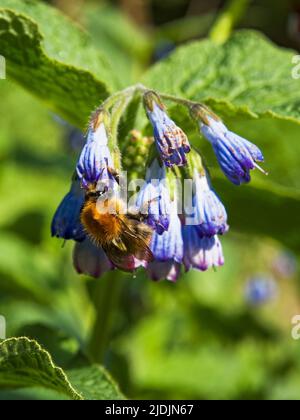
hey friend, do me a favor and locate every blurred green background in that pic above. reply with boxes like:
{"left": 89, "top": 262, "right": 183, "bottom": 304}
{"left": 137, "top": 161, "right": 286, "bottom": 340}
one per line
{"left": 0, "top": 0, "right": 300, "bottom": 400}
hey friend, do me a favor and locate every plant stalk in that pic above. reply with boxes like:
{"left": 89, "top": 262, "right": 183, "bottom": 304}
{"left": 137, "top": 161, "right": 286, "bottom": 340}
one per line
{"left": 88, "top": 272, "right": 122, "bottom": 364}
{"left": 209, "top": 0, "right": 251, "bottom": 44}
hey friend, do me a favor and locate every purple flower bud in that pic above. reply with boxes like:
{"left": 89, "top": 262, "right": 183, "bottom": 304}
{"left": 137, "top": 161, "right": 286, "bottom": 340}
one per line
{"left": 144, "top": 92, "right": 191, "bottom": 168}
{"left": 136, "top": 159, "right": 171, "bottom": 234}
{"left": 201, "top": 117, "right": 267, "bottom": 185}
{"left": 76, "top": 111, "right": 113, "bottom": 185}
{"left": 51, "top": 177, "right": 85, "bottom": 242}
{"left": 73, "top": 239, "right": 114, "bottom": 278}
{"left": 183, "top": 225, "right": 224, "bottom": 272}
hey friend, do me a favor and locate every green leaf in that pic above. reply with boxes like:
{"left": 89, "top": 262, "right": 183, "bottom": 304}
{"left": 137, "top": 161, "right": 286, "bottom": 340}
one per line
{"left": 122, "top": 310, "right": 269, "bottom": 399}
{"left": 0, "top": 337, "right": 82, "bottom": 400}
{"left": 215, "top": 177, "right": 300, "bottom": 253}
{"left": 0, "top": 0, "right": 119, "bottom": 127}
{"left": 144, "top": 30, "right": 300, "bottom": 123}
{"left": 67, "top": 365, "right": 124, "bottom": 401}
{"left": 0, "top": 386, "right": 73, "bottom": 400}
{"left": 0, "top": 338, "right": 124, "bottom": 400}
{"left": 143, "top": 27, "right": 300, "bottom": 249}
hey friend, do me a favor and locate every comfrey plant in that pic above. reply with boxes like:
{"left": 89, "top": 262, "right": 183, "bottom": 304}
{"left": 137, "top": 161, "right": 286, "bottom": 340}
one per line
{"left": 52, "top": 86, "right": 267, "bottom": 282}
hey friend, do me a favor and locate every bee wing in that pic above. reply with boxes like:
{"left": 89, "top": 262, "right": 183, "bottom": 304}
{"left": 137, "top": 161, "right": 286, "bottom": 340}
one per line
{"left": 104, "top": 248, "right": 138, "bottom": 272}
{"left": 103, "top": 216, "right": 154, "bottom": 270}
{"left": 131, "top": 242, "right": 154, "bottom": 264}
{"left": 103, "top": 242, "right": 152, "bottom": 272}
{"left": 119, "top": 217, "right": 153, "bottom": 259}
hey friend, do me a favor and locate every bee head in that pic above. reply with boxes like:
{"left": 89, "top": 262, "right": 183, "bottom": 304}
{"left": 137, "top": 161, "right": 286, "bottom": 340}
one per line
{"left": 85, "top": 182, "right": 110, "bottom": 202}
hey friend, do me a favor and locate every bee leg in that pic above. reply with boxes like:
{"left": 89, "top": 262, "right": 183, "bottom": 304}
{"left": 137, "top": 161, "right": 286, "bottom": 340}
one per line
{"left": 128, "top": 196, "right": 162, "bottom": 223}
{"left": 107, "top": 167, "right": 120, "bottom": 184}
{"left": 139, "top": 196, "right": 161, "bottom": 215}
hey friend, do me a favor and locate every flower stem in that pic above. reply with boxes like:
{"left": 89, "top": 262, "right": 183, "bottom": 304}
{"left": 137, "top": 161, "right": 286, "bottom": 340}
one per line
{"left": 102, "top": 86, "right": 136, "bottom": 111}
{"left": 110, "top": 96, "right": 134, "bottom": 146}
{"left": 159, "top": 93, "right": 196, "bottom": 108}
{"left": 88, "top": 272, "right": 122, "bottom": 364}
{"left": 209, "top": 0, "right": 251, "bottom": 44}
{"left": 110, "top": 91, "right": 136, "bottom": 171}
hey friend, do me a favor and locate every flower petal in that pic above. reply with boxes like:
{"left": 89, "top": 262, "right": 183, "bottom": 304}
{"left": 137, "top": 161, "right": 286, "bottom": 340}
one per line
{"left": 73, "top": 239, "right": 114, "bottom": 278}
{"left": 201, "top": 117, "right": 266, "bottom": 185}
{"left": 146, "top": 100, "right": 191, "bottom": 168}
{"left": 183, "top": 226, "right": 225, "bottom": 272}
{"left": 146, "top": 260, "right": 181, "bottom": 282}
{"left": 51, "top": 178, "right": 85, "bottom": 242}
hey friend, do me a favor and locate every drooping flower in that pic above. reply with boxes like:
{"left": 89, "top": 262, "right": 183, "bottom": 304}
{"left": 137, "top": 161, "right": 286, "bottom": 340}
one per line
{"left": 245, "top": 276, "right": 278, "bottom": 305}
{"left": 147, "top": 260, "right": 182, "bottom": 283}
{"left": 200, "top": 116, "right": 266, "bottom": 185}
{"left": 146, "top": 201, "right": 183, "bottom": 282}
{"left": 144, "top": 91, "right": 191, "bottom": 168}
{"left": 183, "top": 225, "right": 225, "bottom": 272}
{"left": 186, "top": 169, "right": 228, "bottom": 237}
{"left": 184, "top": 150, "right": 228, "bottom": 237}
{"left": 136, "top": 159, "right": 171, "bottom": 234}
{"left": 73, "top": 238, "right": 114, "bottom": 278}
{"left": 191, "top": 103, "right": 266, "bottom": 185}
{"left": 76, "top": 109, "right": 113, "bottom": 186}
{"left": 51, "top": 175, "right": 85, "bottom": 242}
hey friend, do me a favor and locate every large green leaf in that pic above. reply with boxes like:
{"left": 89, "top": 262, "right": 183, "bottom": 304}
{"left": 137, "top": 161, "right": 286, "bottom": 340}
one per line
{"left": 67, "top": 365, "right": 124, "bottom": 401}
{"left": 0, "top": 0, "right": 119, "bottom": 127}
{"left": 0, "top": 337, "right": 82, "bottom": 400}
{"left": 0, "top": 338, "right": 125, "bottom": 400}
{"left": 215, "top": 177, "right": 300, "bottom": 253}
{"left": 144, "top": 30, "right": 300, "bottom": 123}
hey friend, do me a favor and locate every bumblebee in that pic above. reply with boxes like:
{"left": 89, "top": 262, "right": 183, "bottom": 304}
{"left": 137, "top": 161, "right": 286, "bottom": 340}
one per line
{"left": 80, "top": 182, "right": 154, "bottom": 270}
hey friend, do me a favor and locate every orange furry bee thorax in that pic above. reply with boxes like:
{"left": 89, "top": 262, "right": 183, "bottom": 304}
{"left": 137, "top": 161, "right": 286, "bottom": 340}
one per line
{"left": 81, "top": 199, "right": 125, "bottom": 245}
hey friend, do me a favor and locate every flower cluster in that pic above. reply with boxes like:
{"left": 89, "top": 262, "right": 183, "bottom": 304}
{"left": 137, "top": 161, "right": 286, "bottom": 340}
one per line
{"left": 52, "top": 89, "right": 266, "bottom": 282}
{"left": 144, "top": 152, "right": 227, "bottom": 282}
